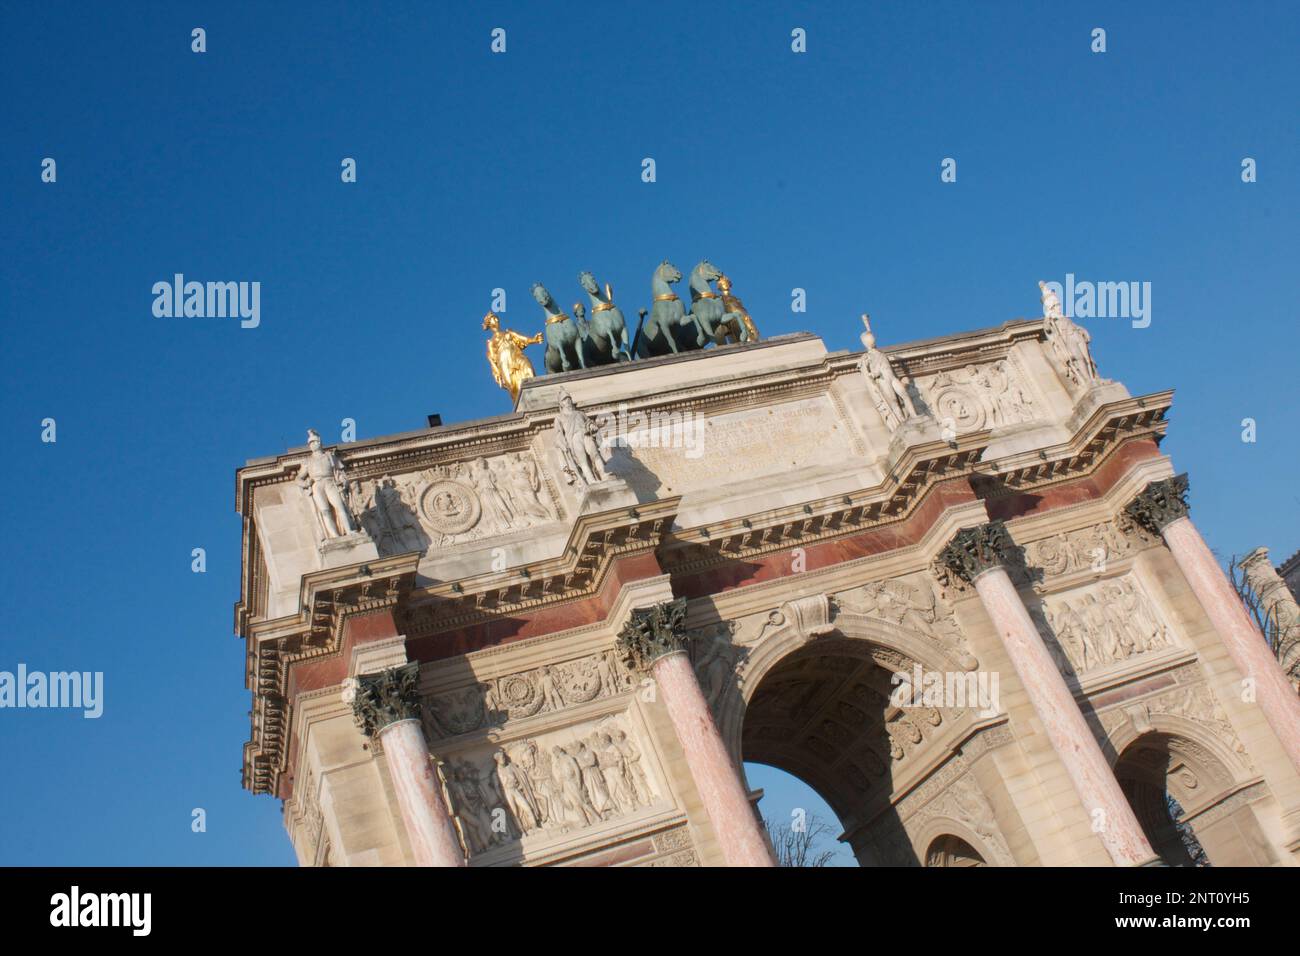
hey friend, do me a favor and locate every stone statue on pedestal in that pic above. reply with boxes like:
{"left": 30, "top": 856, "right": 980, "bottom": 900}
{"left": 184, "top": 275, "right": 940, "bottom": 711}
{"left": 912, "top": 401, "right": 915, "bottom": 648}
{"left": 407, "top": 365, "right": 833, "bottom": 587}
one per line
{"left": 553, "top": 391, "right": 607, "bottom": 486}
{"left": 859, "top": 314, "right": 919, "bottom": 431}
{"left": 297, "top": 429, "right": 358, "bottom": 540}
{"left": 1039, "top": 281, "right": 1101, "bottom": 389}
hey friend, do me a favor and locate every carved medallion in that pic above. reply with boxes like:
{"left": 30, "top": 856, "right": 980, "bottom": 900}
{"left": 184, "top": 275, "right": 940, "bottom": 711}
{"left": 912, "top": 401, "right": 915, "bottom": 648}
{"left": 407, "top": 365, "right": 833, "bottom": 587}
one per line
{"left": 497, "top": 673, "right": 544, "bottom": 719}
{"left": 556, "top": 658, "right": 603, "bottom": 704}
{"left": 931, "top": 382, "right": 986, "bottom": 433}
{"left": 419, "top": 479, "right": 481, "bottom": 535}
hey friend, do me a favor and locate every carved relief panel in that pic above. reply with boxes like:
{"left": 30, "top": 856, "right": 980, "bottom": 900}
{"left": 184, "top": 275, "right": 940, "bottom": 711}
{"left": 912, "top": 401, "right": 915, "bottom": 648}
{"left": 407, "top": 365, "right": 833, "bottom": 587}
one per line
{"left": 1036, "top": 573, "right": 1173, "bottom": 677}
{"left": 913, "top": 358, "right": 1039, "bottom": 435}
{"left": 436, "top": 710, "right": 667, "bottom": 862}
{"left": 424, "top": 648, "right": 632, "bottom": 739}
{"left": 347, "top": 451, "right": 560, "bottom": 555}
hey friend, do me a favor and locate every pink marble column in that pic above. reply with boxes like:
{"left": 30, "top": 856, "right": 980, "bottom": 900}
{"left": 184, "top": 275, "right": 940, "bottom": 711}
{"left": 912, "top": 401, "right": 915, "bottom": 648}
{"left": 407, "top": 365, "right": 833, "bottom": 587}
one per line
{"left": 941, "top": 523, "right": 1155, "bottom": 866}
{"left": 352, "top": 663, "right": 465, "bottom": 867}
{"left": 619, "top": 599, "right": 775, "bottom": 867}
{"left": 653, "top": 651, "right": 775, "bottom": 867}
{"left": 378, "top": 719, "right": 466, "bottom": 868}
{"left": 1127, "top": 476, "right": 1300, "bottom": 777}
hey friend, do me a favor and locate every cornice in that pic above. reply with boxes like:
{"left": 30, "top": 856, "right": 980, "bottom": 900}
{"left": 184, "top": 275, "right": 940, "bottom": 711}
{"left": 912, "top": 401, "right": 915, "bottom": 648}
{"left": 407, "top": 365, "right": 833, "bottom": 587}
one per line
{"left": 399, "top": 498, "right": 680, "bottom": 639}
{"left": 242, "top": 553, "right": 419, "bottom": 795}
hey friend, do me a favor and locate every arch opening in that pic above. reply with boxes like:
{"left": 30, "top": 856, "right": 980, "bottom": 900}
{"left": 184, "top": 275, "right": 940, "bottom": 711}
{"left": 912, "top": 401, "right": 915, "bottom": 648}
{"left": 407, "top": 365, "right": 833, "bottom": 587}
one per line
{"left": 1113, "top": 729, "right": 1270, "bottom": 867}
{"left": 738, "top": 636, "right": 973, "bottom": 866}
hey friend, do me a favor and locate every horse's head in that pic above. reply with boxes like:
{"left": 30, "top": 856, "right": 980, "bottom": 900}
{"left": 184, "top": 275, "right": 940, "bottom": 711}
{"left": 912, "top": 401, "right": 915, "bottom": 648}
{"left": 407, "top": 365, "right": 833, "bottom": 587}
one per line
{"left": 694, "top": 259, "right": 722, "bottom": 282}
{"left": 578, "top": 271, "right": 598, "bottom": 295}
{"left": 656, "top": 260, "right": 681, "bottom": 284}
{"left": 530, "top": 283, "right": 552, "bottom": 308}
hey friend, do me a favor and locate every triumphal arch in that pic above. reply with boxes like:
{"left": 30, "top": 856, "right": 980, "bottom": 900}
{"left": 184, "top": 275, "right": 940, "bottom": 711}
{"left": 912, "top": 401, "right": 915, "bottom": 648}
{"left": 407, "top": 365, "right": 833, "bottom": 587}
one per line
{"left": 234, "top": 274, "right": 1300, "bottom": 866}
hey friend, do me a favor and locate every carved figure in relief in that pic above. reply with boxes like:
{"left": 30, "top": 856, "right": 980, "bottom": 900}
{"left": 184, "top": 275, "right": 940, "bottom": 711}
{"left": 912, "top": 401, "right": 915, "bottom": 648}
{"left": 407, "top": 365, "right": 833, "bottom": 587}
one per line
{"left": 594, "top": 731, "right": 635, "bottom": 813}
{"left": 551, "top": 745, "right": 598, "bottom": 826}
{"left": 694, "top": 633, "right": 734, "bottom": 707}
{"left": 612, "top": 729, "right": 651, "bottom": 806}
{"left": 471, "top": 456, "right": 514, "bottom": 533}
{"left": 374, "top": 475, "right": 424, "bottom": 550}
{"left": 493, "top": 752, "right": 540, "bottom": 835}
{"left": 574, "top": 740, "right": 613, "bottom": 818}
{"left": 514, "top": 742, "right": 560, "bottom": 830}
{"left": 297, "top": 429, "right": 358, "bottom": 539}
{"left": 505, "top": 453, "right": 553, "bottom": 521}
{"left": 445, "top": 761, "right": 498, "bottom": 853}
{"left": 537, "top": 665, "right": 565, "bottom": 712}
{"left": 597, "top": 650, "right": 625, "bottom": 696}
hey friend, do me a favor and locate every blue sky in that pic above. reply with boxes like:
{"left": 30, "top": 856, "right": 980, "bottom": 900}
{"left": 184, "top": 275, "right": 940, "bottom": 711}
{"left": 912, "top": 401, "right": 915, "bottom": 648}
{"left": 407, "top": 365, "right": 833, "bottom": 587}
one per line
{"left": 1, "top": 2, "right": 1295, "bottom": 865}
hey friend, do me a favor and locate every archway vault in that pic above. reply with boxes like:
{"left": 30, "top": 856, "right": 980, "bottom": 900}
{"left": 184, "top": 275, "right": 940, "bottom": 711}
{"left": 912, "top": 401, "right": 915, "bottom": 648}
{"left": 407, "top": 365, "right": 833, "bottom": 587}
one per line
{"left": 721, "top": 597, "right": 1002, "bottom": 864}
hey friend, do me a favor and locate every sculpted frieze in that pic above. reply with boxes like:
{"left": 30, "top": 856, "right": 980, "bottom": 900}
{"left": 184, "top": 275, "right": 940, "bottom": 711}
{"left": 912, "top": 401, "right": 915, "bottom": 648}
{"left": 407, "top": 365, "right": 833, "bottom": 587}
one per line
{"left": 438, "top": 713, "right": 661, "bottom": 857}
{"left": 426, "top": 648, "right": 632, "bottom": 739}
{"left": 914, "top": 358, "right": 1037, "bottom": 435}
{"left": 349, "top": 451, "right": 559, "bottom": 555}
{"left": 1036, "top": 574, "right": 1172, "bottom": 676}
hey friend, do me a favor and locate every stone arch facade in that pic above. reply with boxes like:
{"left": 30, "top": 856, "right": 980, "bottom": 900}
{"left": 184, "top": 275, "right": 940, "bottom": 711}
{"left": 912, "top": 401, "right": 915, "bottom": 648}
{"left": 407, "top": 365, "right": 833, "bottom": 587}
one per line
{"left": 235, "top": 320, "right": 1300, "bottom": 867}
{"left": 716, "top": 594, "right": 979, "bottom": 764}
{"left": 1103, "top": 710, "right": 1279, "bottom": 866}
{"left": 712, "top": 592, "right": 1014, "bottom": 866}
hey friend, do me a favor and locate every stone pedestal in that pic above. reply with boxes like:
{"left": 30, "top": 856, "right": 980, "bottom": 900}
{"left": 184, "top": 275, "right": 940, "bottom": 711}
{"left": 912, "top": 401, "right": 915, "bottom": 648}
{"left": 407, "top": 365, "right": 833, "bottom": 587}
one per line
{"left": 318, "top": 530, "right": 379, "bottom": 569}
{"left": 576, "top": 476, "right": 639, "bottom": 515}
{"left": 939, "top": 522, "right": 1156, "bottom": 866}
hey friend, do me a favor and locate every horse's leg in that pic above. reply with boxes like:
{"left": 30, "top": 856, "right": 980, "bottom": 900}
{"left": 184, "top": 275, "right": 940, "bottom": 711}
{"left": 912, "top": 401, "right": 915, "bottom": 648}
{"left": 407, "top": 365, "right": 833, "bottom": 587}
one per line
{"left": 618, "top": 324, "right": 631, "bottom": 359}
{"left": 661, "top": 319, "right": 679, "bottom": 353}
{"left": 690, "top": 313, "right": 707, "bottom": 348}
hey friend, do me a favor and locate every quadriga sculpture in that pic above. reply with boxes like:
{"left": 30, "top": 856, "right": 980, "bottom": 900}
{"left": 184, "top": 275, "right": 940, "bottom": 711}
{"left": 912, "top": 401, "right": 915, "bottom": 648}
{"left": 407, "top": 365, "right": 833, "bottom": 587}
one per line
{"left": 686, "top": 259, "right": 750, "bottom": 345}
{"left": 577, "top": 271, "right": 632, "bottom": 364}
{"left": 633, "top": 260, "right": 708, "bottom": 358}
{"left": 533, "top": 282, "right": 587, "bottom": 374}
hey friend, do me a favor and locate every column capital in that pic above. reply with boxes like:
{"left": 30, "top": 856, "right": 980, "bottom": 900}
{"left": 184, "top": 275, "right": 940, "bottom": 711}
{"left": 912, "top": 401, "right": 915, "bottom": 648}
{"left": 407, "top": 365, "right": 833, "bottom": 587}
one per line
{"left": 350, "top": 661, "right": 422, "bottom": 739}
{"left": 617, "top": 597, "right": 689, "bottom": 674}
{"left": 937, "top": 520, "right": 1016, "bottom": 584}
{"left": 1123, "top": 474, "right": 1190, "bottom": 536}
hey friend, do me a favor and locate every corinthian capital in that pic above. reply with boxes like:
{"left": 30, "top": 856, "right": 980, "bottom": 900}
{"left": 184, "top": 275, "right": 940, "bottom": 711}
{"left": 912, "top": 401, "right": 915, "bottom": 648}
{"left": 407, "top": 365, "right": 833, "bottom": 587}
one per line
{"left": 1123, "top": 474, "right": 1190, "bottom": 536}
{"left": 937, "top": 521, "right": 1016, "bottom": 584}
{"left": 617, "top": 597, "right": 689, "bottom": 674}
{"left": 352, "top": 661, "right": 422, "bottom": 738}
